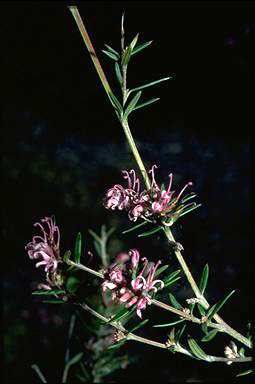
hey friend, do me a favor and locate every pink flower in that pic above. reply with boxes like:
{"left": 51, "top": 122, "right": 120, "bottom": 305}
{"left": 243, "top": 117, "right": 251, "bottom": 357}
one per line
{"left": 101, "top": 249, "right": 164, "bottom": 319}
{"left": 104, "top": 165, "right": 201, "bottom": 227}
{"left": 25, "top": 216, "right": 61, "bottom": 273}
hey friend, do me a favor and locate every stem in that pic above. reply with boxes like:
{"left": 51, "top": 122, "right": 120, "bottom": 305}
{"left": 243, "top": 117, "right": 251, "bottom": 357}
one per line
{"left": 78, "top": 301, "right": 251, "bottom": 364}
{"left": 68, "top": 7, "right": 114, "bottom": 107}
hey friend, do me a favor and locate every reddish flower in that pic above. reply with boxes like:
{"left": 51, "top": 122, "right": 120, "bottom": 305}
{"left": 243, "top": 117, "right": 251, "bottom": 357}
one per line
{"left": 101, "top": 249, "right": 164, "bottom": 318}
{"left": 104, "top": 165, "right": 201, "bottom": 227}
{"left": 25, "top": 216, "right": 61, "bottom": 273}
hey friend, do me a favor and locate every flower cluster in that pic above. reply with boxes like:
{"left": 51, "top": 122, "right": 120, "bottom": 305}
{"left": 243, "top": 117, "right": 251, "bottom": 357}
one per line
{"left": 25, "top": 216, "right": 63, "bottom": 289}
{"left": 102, "top": 249, "right": 164, "bottom": 318}
{"left": 104, "top": 165, "right": 200, "bottom": 226}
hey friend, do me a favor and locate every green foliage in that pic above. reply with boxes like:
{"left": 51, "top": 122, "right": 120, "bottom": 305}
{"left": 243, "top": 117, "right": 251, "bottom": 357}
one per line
{"left": 74, "top": 232, "right": 82, "bottom": 264}
{"left": 201, "top": 329, "right": 218, "bottom": 342}
{"left": 169, "top": 293, "right": 183, "bottom": 310}
{"left": 123, "top": 91, "right": 142, "bottom": 119}
{"left": 138, "top": 225, "right": 162, "bottom": 237}
{"left": 207, "top": 290, "right": 236, "bottom": 320}
{"left": 131, "top": 40, "right": 153, "bottom": 55}
{"left": 199, "top": 264, "right": 209, "bottom": 295}
{"left": 154, "top": 318, "right": 186, "bottom": 328}
{"left": 188, "top": 338, "right": 209, "bottom": 361}
{"left": 163, "top": 269, "right": 181, "bottom": 288}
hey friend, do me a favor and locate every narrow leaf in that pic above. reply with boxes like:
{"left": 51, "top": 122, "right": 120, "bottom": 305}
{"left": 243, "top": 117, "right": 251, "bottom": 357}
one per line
{"left": 130, "top": 77, "right": 171, "bottom": 93}
{"left": 236, "top": 369, "right": 253, "bottom": 377}
{"left": 169, "top": 293, "right": 183, "bottom": 310}
{"left": 108, "top": 93, "right": 123, "bottom": 116}
{"left": 131, "top": 40, "right": 153, "bottom": 55}
{"left": 108, "top": 307, "right": 132, "bottom": 323}
{"left": 201, "top": 329, "right": 218, "bottom": 342}
{"left": 101, "top": 49, "right": 119, "bottom": 61}
{"left": 163, "top": 269, "right": 181, "bottom": 286}
{"left": 197, "top": 304, "right": 206, "bottom": 316}
{"left": 154, "top": 264, "right": 169, "bottom": 278}
{"left": 138, "top": 226, "right": 162, "bottom": 237}
{"left": 66, "top": 352, "right": 83, "bottom": 368}
{"left": 199, "top": 264, "right": 209, "bottom": 295}
{"left": 154, "top": 319, "right": 186, "bottom": 328}
{"left": 176, "top": 323, "right": 187, "bottom": 342}
{"left": 130, "top": 33, "right": 139, "bottom": 50}
{"left": 164, "top": 276, "right": 181, "bottom": 288}
{"left": 180, "top": 192, "right": 196, "bottom": 204}
{"left": 104, "top": 44, "right": 120, "bottom": 57}
{"left": 88, "top": 229, "right": 101, "bottom": 243}
{"left": 74, "top": 232, "right": 82, "bottom": 263}
{"left": 123, "top": 91, "right": 142, "bottom": 119}
{"left": 42, "top": 300, "right": 64, "bottom": 304}
{"left": 178, "top": 203, "right": 202, "bottom": 217}
{"left": 32, "top": 289, "right": 65, "bottom": 296}
{"left": 129, "top": 318, "right": 149, "bottom": 333}
{"left": 93, "top": 240, "right": 101, "bottom": 256}
{"left": 207, "top": 290, "right": 236, "bottom": 320}
{"left": 115, "top": 62, "right": 123, "bottom": 85}
{"left": 188, "top": 338, "right": 209, "bottom": 361}
{"left": 121, "top": 45, "right": 132, "bottom": 66}
{"left": 107, "top": 340, "right": 126, "bottom": 350}
{"left": 133, "top": 97, "right": 160, "bottom": 111}
{"left": 122, "top": 220, "right": 147, "bottom": 234}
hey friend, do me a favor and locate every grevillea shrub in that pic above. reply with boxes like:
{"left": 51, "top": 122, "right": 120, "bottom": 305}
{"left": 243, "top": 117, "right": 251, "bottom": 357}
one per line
{"left": 26, "top": 6, "right": 253, "bottom": 383}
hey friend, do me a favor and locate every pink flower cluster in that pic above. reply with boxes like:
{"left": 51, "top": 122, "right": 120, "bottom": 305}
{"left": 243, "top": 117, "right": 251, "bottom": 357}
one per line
{"left": 25, "top": 216, "right": 61, "bottom": 274}
{"left": 102, "top": 249, "right": 164, "bottom": 318}
{"left": 104, "top": 165, "right": 199, "bottom": 226}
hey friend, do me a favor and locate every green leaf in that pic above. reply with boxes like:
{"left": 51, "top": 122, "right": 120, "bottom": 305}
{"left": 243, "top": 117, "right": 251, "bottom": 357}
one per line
{"left": 101, "top": 49, "right": 119, "bottom": 61}
{"left": 129, "top": 318, "right": 149, "bottom": 333}
{"left": 154, "top": 319, "right": 186, "bottom": 328}
{"left": 138, "top": 225, "right": 162, "bottom": 237}
{"left": 131, "top": 40, "right": 153, "bottom": 55}
{"left": 32, "top": 289, "right": 65, "bottom": 296}
{"left": 133, "top": 97, "right": 160, "bottom": 111}
{"left": 66, "top": 276, "right": 80, "bottom": 294}
{"left": 154, "top": 264, "right": 169, "bottom": 278}
{"left": 123, "top": 91, "right": 142, "bottom": 120}
{"left": 63, "top": 250, "right": 71, "bottom": 263}
{"left": 236, "top": 369, "right": 253, "bottom": 377}
{"left": 121, "top": 45, "right": 133, "bottom": 66}
{"left": 88, "top": 229, "right": 101, "bottom": 243}
{"left": 164, "top": 276, "right": 181, "bottom": 288}
{"left": 188, "top": 338, "right": 209, "bottom": 361}
{"left": 74, "top": 232, "right": 82, "bottom": 264}
{"left": 114, "top": 62, "right": 123, "bottom": 85}
{"left": 176, "top": 323, "right": 187, "bottom": 342}
{"left": 201, "top": 323, "right": 208, "bottom": 335}
{"left": 168, "top": 327, "right": 175, "bottom": 341}
{"left": 201, "top": 329, "right": 218, "bottom": 342}
{"left": 108, "top": 92, "right": 123, "bottom": 117}
{"left": 129, "top": 77, "right": 171, "bottom": 93}
{"left": 130, "top": 33, "right": 139, "bottom": 50}
{"left": 197, "top": 304, "right": 206, "bottom": 316}
{"left": 207, "top": 290, "right": 236, "bottom": 320}
{"left": 42, "top": 299, "right": 64, "bottom": 304}
{"left": 163, "top": 269, "right": 181, "bottom": 287}
{"left": 199, "top": 264, "right": 209, "bottom": 295}
{"left": 178, "top": 203, "right": 202, "bottom": 217}
{"left": 122, "top": 220, "right": 148, "bottom": 234}
{"left": 107, "top": 340, "right": 126, "bottom": 350}
{"left": 180, "top": 192, "right": 196, "bottom": 204}
{"left": 108, "top": 307, "right": 133, "bottom": 324}
{"left": 104, "top": 44, "right": 120, "bottom": 57}
{"left": 169, "top": 293, "right": 183, "bottom": 310}
{"left": 93, "top": 240, "right": 101, "bottom": 256}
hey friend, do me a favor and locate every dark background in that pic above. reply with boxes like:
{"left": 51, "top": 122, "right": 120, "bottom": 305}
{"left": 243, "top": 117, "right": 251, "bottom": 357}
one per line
{"left": 2, "top": 1, "right": 253, "bottom": 382}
